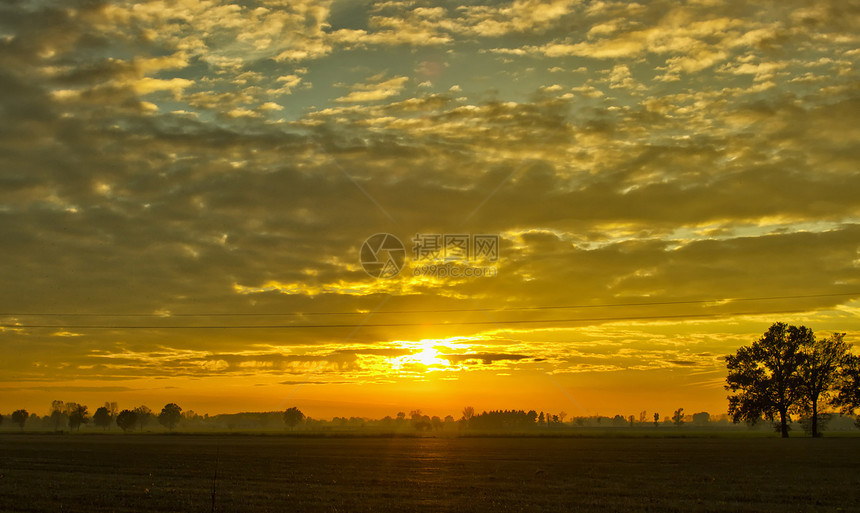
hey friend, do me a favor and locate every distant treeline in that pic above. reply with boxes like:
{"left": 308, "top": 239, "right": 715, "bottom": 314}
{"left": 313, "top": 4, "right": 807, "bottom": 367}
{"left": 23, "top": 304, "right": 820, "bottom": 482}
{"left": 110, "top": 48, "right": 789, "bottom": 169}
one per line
{"left": 2, "top": 402, "right": 859, "bottom": 436}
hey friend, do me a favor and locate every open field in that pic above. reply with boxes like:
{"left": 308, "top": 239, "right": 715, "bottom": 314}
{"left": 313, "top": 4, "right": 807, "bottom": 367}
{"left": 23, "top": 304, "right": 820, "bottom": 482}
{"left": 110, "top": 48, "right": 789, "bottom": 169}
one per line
{"left": 1, "top": 434, "right": 858, "bottom": 512}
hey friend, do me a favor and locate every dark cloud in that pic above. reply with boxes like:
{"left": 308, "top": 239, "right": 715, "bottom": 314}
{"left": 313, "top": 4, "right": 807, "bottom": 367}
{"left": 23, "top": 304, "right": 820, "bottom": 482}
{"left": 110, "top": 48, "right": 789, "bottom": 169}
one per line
{"left": 666, "top": 360, "right": 697, "bottom": 367}
{"left": 439, "top": 352, "right": 530, "bottom": 364}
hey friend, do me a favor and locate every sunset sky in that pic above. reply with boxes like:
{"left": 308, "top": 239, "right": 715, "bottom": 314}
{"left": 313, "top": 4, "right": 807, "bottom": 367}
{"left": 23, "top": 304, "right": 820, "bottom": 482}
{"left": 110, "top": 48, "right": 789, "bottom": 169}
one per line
{"left": 1, "top": 0, "right": 858, "bottom": 420}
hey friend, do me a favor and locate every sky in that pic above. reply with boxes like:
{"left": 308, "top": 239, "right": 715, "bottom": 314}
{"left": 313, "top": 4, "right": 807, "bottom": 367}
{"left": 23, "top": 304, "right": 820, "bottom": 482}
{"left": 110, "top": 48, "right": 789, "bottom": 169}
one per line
{"left": 1, "top": 0, "right": 858, "bottom": 420}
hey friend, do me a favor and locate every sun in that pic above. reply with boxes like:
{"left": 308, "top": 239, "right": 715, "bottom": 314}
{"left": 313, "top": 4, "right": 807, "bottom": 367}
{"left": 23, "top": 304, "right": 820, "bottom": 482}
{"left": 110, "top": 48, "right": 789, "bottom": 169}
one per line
{"left": 391, "top": 339, "right": 449, "bottom": 371}
{"left": 413, "top": 346, "right": 445, "bottom": 367}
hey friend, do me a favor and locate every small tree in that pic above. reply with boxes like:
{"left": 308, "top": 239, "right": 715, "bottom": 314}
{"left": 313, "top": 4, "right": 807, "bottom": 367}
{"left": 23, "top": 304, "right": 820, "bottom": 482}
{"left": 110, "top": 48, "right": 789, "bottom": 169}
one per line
{"left": 158, "top": 403, "right": 182, "bottom": 431}
{"left": 116, "top": 409, "right": 138, "bottom": 432}
{"left": 411, "top": 412, "right": 431, "bottom": 431}
{"left": 462, "top": 406, "right": 475, "bottom": 421}
{"left": 692, "top": 412, "right": 710, "bottom": 426}
{"left": 134, "top": 405, "right": 152, "bottom": 431}
{"left": 283, "top": 407, "right": 305, "bottom": 430}
{"left": 431, "top": 416, "right": 443, "bottom": 431}
{"left": 672, "top": 408, "right": 684, "bottom": 427}
{"left": 653, "top": 412, "right": 659, "bottom": 428}
{"left": 93, "top": 407, "right": 112, "bottom": 431}
{"left": 106, "top": 402, "right": 118, "bottom": 430}
{"left": 50, "top": 400, "right": 66, "bottom": 431}
{"left": 66, "top": 403, "right": 89, "bottom": 431}
{"left": 797, "top": 332, "right": 851, "bottom": 437}
{"left": 12, "top": 409, "right": 28, "bottom": 431}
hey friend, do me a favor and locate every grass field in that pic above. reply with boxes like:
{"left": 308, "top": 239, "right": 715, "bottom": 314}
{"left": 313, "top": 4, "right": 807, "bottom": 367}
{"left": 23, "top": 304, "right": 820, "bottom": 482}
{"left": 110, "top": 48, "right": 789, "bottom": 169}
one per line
{"left": 1, "top": 434, "right": 858, "bottom": 512}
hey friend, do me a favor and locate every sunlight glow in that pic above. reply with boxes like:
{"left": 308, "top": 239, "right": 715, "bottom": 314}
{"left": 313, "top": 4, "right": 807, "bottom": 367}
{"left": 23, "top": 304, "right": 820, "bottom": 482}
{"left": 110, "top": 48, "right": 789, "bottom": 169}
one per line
{"left": 391, "top": 339, "right": 452, "bottom": 372}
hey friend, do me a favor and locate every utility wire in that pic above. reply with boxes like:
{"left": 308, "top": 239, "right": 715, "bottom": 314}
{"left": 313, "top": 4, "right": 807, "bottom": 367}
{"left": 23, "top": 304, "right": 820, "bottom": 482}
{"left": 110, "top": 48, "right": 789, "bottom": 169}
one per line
{"left": 0, "top": 292, "right": 855, "bottom": 319}
{"left": 0, "top": 310, "right": 832, "bottom": 330}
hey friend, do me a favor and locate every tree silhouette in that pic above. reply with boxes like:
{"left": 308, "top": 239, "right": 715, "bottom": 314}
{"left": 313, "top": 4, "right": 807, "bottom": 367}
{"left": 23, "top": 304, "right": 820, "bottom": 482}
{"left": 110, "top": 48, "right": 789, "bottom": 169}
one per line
{"left": 430, "top": 416, "right": 443, "bottom": 431}
{"left": 410, "top": 410, "right": 431, "bottom": 431}
{"left": 0, "top": 413, "right": 3, "bottom": 427}
{"left": 653, "top": 412, "right": 659, "bottom": 428}
{"left": 158, "top": 403, "right": 182, "bottom": 431}
{"left": 50, "top": 400, "right": 66, "bottom": 431}
{"left": 283, "top": 407, "right": 305, "bottom": 430}
{"left": 116, "top": 409, "right": 138, "bottom": 432}
{"left": 93, "top": 406, "right": 112, "bottom": 431}
{"left": 726, "top": 322, "right": 806, "bottom": 438}
{"left": 66, "top": 403, "right": 88, "bottom": 431}
{"left": 797, "top": 332, "right": 850, "bottom": 437}
{"left": 692, "top": 412, "right": 710, "bottom": 426}
{"left": 468, "top": 410, "right": 537, "bottom": 431}
{"left": 835, "top": 354, "right": 860, "bottom": 426}
{"left": 462, "top": 406, "right": 475, "bottom": 421}
{"left": 106, "top": 401, "right": 118, "bottom": 430}
{"left": 672, "top": 408, "right": 684, "bottom": 427}
{"left": 12, "top": 409, "right": 28, "bottom": 431}
{"left": 134, "top": 405, "right": 152, "bottom": 431}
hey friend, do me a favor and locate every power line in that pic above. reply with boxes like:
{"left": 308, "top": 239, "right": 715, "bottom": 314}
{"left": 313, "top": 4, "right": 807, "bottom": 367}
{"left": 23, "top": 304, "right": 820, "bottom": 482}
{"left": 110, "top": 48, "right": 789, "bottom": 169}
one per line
{"left": 0, "top": 291, "right": 855, "bottom": 319}
{"left": 0, "top": 310, "right": 835, "bottom": 330}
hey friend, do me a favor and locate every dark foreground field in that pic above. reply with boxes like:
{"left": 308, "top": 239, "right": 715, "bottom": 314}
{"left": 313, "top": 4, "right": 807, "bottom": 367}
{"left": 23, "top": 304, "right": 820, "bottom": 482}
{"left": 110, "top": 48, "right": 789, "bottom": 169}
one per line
{"left": 1, "top": 434, "right": 858, "bottom": 512}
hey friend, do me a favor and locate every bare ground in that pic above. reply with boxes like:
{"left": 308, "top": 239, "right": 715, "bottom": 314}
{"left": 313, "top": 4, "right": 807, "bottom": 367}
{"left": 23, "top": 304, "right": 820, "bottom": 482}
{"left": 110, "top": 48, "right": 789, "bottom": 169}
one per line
{"left": 0, "top": 434, "right": 858, "bottom": 512}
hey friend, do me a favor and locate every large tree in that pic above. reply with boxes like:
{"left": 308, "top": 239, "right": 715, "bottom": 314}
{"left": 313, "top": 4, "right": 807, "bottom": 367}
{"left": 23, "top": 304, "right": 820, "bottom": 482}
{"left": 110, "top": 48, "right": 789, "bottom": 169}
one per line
{"left": 725, "top": 322, "right": 807, "bottom": 437}
{"left": 158, "top": 403, "right": 182, "bottom": 431}
{"left": 797, "top": 332, "right": 851, "bottom": 437}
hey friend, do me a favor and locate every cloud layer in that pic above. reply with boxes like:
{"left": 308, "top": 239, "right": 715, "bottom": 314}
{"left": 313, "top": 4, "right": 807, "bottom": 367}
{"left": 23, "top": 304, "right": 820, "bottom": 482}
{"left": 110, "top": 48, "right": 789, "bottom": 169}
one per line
{"left": 0, "top": 0, "right": 858, "bottom": 416}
